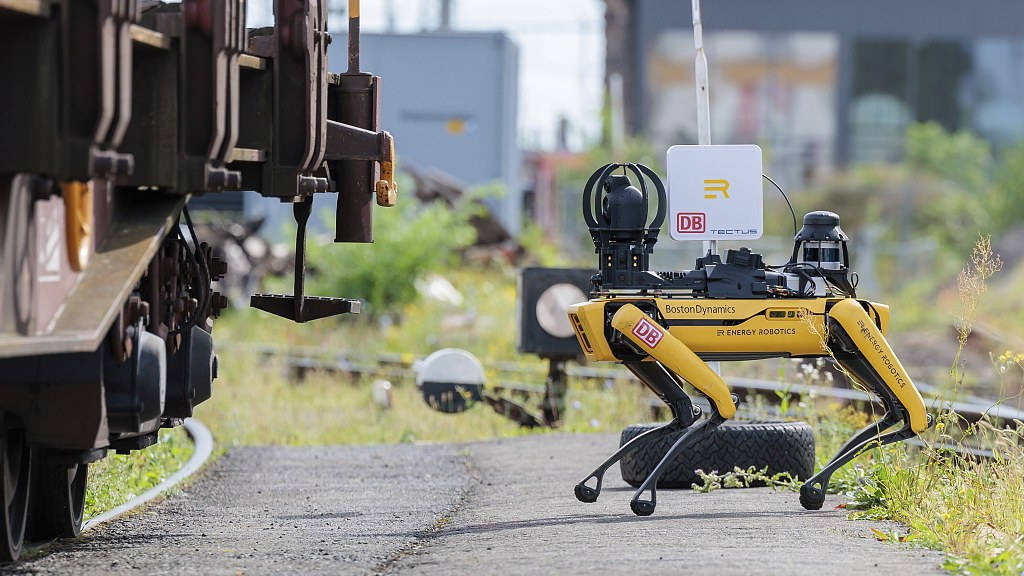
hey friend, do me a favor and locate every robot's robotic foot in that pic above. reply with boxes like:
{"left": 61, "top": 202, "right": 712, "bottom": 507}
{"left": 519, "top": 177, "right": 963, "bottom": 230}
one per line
{"left": 574, "top": 420, "right": 681, "bottom": 504}
{"left": 574, "top": 482, "right": 600, "bottom": 504}
{"left": 629, "top": 413, "right": 725, "bottom": 516}
{"left": 575, "top": 358, "right": 707, "bottom": 506}
{"left": 799, "top": 418, "right": 927, "bottom": 510}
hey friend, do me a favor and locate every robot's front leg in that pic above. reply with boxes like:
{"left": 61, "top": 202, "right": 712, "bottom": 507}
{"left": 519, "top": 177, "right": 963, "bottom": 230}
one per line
{"left": 609, "top": 304, "right": 737, "bottom": 421}
{"left": 799, "top": 299, "right": 933, "bottom": 510}
{"left": 629, "top": 413, "right": 726, "bottom": 516}
{"left": 574, "top": 419, "right": 680, "bottom": 504}
{"left": 574, "top": 362, "right": 698, "bottom": 504}
{"left": 575, "top": 304, "right": 737, "bottom": 516}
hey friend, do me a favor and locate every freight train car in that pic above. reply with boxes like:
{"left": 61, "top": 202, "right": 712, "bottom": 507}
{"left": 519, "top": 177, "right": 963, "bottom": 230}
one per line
{"left": 0, "top": 0, "right": 395, "bottom": 560}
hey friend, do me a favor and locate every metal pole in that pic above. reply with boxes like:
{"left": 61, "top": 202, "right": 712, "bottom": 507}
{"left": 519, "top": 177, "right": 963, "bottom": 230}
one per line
{"left": 347, "top": 0, "right": 360, "bottom": 74}
{"left": 385, "top": 0, "right": 396, "bottom": 32}
{"left": 609, "top": 72, "right": 625, "bottom": 155}
{"left": 692, "top": 0, "right": 715, "bottom": 258}
{"left": 692, "top": 0, "right": 720, "bottom": 376}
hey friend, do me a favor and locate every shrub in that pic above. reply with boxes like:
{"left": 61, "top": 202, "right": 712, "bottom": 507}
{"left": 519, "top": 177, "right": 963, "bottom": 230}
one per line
{"left": 306, "top": 197, "right": 478, "bottom": 315}
{"left": 905, "top": 121, "right": 993, "bottom": 191}
{"left": 991, "top": 142, "right": 1024, "bottom": 233}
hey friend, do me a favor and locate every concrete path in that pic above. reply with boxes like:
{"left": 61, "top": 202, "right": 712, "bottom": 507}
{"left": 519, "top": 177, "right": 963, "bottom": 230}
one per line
{"left": 5, "top": 433, "right": 946, "bottom": 575}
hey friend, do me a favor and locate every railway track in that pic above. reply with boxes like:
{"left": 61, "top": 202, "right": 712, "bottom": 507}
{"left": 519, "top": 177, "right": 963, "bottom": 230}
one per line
{"left": 225, "top": 342, "right": 1024, "bottom": 444}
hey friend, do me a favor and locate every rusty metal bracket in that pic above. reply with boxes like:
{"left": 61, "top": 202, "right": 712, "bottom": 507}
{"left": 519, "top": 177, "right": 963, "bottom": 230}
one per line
{"left": 1, "top": 0, "right": 396, "bottom": 327}
{"left": 250, "top": 199, "right": 361, "bottom": 322}
{"left": 322, "top": 121, "right": 392, "bottom": 162}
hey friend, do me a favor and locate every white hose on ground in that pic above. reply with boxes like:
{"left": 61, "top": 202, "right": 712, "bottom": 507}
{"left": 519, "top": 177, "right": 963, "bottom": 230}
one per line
{"left": 83, "top": 418, "right": 214, "bottom": 532}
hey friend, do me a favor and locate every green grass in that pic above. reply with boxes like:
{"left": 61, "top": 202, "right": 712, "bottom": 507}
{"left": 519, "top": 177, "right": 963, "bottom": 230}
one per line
{"left": 843, "top": 421, "right": 1024, "bottom": 576}
{"left": 196, "top": 351, "right": 529, "bottom": 446}
{"left": 199, "top": 266, "right": 654, "bottom": 446}
{"left": 837, "top": 237, "right": 1024, "bottom": 575}
{"left": 84, "top": 427, "right": 193, "bottom": 521}
{"left": 194, "top": 347, "right": 655, "bottom": 447}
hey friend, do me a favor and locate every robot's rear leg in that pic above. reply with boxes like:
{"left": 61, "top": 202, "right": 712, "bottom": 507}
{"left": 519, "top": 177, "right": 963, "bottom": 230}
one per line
{"left": 799, "top": 422, "right": 924, "bottom": 510}
{"left": 799, "top": 304, "right": 934, "bottom": 510}
{"left": 823, "top": 411, "right": 901, "bottom": 467}
{"left": 799, "top": 398, "right": 899, "bottom": 509}
{"left": 800, "top": 349, "right": 931, "bottom": 510}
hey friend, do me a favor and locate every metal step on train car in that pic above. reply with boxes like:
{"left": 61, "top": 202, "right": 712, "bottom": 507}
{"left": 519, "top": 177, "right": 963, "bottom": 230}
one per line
{"left": 0, "top": 0, "right": 395, "bottom": 560}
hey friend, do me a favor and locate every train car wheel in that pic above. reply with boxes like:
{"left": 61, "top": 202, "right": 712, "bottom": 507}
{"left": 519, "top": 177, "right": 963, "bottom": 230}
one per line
{"left": 1, "top": 415, "right": 32, "bottom": 562}
{"left": 38, "top": 460, "right": 88, "bottom": 539}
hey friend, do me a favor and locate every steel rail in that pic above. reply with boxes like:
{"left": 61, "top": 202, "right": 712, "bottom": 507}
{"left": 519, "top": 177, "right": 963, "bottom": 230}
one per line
{"left": 82, "top": 418, "right": 214, "bottom": 532}
{"left": 219, "top": 342, "right": 1024, "bottom": 426}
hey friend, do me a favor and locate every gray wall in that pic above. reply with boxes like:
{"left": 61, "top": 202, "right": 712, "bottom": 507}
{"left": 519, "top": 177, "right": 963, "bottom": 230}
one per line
{"left": 331, "top": 32, "right": 521, "bottom": 235}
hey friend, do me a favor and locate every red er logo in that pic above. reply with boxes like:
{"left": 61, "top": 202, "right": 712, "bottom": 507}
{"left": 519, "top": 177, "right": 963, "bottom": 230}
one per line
{"left": 676, "top": 212, "right": 706, "bottom": 233}
{"left": 632, "top": 318, "right": 664, "bottom": 348}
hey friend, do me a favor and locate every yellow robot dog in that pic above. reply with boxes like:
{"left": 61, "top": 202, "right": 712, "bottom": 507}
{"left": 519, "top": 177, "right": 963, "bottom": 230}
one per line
{"left": 568, "top": 163, "right": 932, "bottom": 516}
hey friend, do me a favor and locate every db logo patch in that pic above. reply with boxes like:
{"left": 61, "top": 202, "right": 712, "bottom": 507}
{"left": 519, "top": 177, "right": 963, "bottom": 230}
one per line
{"left": 632, "top": 318, "right": 664, "bottom": 348}
{"left": 676, "top": 212, "right": 706, "bottom": 233}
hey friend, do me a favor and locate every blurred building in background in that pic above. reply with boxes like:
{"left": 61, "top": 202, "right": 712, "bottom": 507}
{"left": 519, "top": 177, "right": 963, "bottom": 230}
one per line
{"left": 607, "top": 0, "right": 1024, "bottom": 186}
{"left": 331, "top": 31, "right": 522, "bottom": 236}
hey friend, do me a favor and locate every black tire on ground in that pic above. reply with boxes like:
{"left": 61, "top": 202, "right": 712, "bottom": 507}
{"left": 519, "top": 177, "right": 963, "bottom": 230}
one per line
{"left": 29, "top": 457, "right": 88, "bottom": 540}
{"left": 619, "top": 421, "right": 815, "bottom": 489}
{"left": 1, "top": 415, "right": 32, "bottom": 562}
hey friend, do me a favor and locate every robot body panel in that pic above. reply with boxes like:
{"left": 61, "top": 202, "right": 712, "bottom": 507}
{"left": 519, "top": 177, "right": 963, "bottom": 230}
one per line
{"left": 572, "top": 297, "right": 831, "bottom": 361}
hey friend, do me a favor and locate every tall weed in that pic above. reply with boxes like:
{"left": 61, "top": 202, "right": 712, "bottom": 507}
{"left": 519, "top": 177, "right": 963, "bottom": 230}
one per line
{"left": 844, "top": 237, "right": 1023, "bottom": 575}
